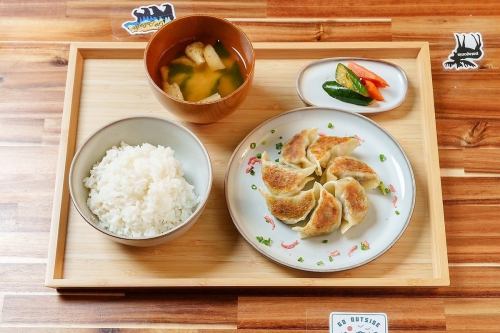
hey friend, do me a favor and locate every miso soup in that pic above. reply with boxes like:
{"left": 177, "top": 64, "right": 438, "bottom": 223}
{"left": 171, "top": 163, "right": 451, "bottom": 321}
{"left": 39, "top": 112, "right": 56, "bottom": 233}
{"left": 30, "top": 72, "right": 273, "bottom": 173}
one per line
{"left": 159, "top": 40, "right": 245, "bottom": 103}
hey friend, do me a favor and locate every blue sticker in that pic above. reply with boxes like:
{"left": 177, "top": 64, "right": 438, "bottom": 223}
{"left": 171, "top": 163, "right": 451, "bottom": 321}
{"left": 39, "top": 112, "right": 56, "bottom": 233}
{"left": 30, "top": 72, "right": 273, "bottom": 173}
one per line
{"left": 443, "top": 32, "right": 484, "bottom": 70}
{"left": 122, "top": 3, "right": 176, "bottom": 35}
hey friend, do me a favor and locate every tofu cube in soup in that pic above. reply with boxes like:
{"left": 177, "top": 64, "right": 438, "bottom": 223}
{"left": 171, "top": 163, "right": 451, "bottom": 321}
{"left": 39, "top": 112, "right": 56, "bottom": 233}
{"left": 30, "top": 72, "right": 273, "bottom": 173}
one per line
{"left": 185, "top": 42, "right": 206, "bottom": 66}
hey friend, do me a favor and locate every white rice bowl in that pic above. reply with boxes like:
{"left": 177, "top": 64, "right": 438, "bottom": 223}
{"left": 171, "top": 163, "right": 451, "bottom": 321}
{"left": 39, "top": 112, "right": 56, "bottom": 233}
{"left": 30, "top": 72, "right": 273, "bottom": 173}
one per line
{"left": 83, "top": 142, "right": 199, "bottom": 238}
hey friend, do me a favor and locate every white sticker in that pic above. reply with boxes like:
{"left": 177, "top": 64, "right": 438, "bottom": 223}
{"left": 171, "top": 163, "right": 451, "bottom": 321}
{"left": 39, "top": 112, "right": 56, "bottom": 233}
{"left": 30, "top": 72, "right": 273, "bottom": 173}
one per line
{"left": 330, "top": 312, "right": 388, "bottom": 333}
{"left": 443, "top": 32, "right": 484, "bottom": 70}
{"left": 122, "top": 3, "right": 176, "bottom": 35}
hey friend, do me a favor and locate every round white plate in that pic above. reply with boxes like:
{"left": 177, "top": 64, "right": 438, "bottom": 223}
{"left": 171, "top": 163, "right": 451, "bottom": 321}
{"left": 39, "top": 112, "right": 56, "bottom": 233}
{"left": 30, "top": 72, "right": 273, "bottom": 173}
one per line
{"left": 297, "top": 58, "right": 408, "bottom": 114}
{"left": 225, "top": 107, "right": 415, "bottom": 272}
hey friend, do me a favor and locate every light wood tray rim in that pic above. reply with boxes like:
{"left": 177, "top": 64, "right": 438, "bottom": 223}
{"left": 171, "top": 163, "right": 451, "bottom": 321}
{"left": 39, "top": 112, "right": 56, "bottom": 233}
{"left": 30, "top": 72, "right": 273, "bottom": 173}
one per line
{"left": 45, "top": 41, "right": 449, "bottom": 289}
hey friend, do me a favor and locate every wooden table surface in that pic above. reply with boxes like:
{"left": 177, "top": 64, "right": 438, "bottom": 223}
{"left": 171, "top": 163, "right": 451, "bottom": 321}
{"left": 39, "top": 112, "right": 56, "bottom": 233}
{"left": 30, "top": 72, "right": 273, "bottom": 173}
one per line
{"left": 1, "top": 1, "right": 500, "bottom": 332}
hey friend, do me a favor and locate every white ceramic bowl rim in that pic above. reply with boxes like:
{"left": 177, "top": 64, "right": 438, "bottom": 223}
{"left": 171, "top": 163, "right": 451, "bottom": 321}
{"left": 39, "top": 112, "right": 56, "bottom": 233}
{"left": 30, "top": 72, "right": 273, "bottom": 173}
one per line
{"left": 69, "top": 116, "right": 213, "bottom": 241}
{"left": 224, "top": 106, "right": 416, "bottom": 272}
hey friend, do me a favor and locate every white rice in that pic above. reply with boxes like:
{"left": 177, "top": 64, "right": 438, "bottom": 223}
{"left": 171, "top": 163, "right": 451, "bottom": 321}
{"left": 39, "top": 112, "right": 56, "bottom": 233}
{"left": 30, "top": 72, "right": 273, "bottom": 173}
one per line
{"left": 83, "top": 142, "right": 198, "bottom": 238}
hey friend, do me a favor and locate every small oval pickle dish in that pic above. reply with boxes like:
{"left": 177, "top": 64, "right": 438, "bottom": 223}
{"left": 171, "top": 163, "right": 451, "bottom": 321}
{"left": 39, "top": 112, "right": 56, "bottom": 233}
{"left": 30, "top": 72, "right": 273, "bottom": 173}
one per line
{"left": 297, "top": 58, "right": 408, "bottom": 114}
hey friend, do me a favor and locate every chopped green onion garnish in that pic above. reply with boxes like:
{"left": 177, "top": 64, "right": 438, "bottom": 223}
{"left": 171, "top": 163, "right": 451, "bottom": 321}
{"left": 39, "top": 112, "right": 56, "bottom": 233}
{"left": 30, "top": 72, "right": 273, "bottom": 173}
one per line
{"left": 277, "top": 151, "right": 281, "bottom": 155}
{"left": 275, "top": 142, "right": 283, "bottom": 150}
{"left": 395, "top": 210, "right": 400, "bottom": 215}
{"left": 316, "top": 260, "right": 324, "bottom": 266}
{"left": 250, "top": 142, "right": 256, "bottom": 149}
{"left": 377, "top": 181, "right": 390, "bottom": 195}
{"left": 261, "top": 140, "right": 267, "bottom": 145}
{"left": 275, "top": 158, "right": 279, "bottom": 162}
{"left": 377, "top": 181, "right": 384, "bottom": 194}
{"left": 328, "top": 122, "right": 334, "bottom": 129}
{"left": 256, "top": 236, "right": 272, "bottom": 246}
{"left": 251, "top": 184, "right": 257, "bottom": 190}
{"left": 329, "top": 256, "right": 334, "bottom": 262}
{"left": 256, "top": 153, "right": 262, "bottom": 159}
{"left": 322, "top": 239, "right": 328, "bottom": 244}
{"left": 279, "top": 136, "right": 283, "bottom": 139}
{"left": 379, "top": 154, "right": 387, "bottom": 162}
{"left": 271, "top": 129, "right": 276, "bottom": 134}
{"left": 249, "top": 169, "right": 255, "bottom": 176}
{"left": 298, "top": 256, "right": 304, "bottom": 263}
{"left": 360, "top": 241, "right": 370, "bottom": 251}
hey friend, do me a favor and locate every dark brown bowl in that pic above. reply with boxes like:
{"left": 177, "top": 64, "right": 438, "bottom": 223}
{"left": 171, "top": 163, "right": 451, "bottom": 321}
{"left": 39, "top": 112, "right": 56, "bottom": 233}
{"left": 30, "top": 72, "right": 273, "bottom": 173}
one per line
{"left": 144, "top": 15, "right": 255, "bottom": 124}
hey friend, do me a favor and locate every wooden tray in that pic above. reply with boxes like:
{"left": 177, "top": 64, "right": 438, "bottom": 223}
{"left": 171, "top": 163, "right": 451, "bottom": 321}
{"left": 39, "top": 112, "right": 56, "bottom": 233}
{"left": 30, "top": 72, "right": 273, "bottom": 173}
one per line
{"left": 46, "top": 42, "right": 449, "bottom": 288}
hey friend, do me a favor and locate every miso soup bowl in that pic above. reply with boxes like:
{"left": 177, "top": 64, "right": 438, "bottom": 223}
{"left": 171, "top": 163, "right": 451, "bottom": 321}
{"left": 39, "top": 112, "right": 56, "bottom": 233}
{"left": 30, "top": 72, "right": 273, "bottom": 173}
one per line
{"left": 145, "top": 15, "right": 255, "bottom": 124}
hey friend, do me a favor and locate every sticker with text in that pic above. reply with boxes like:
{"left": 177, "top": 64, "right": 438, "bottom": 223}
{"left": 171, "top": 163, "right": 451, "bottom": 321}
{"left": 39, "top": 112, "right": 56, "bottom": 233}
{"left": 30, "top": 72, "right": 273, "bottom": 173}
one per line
{"left": 122, "top": 2, "right": 175, "bottom": 35}
{"left": 330, "top": 312, "right": 388, "bottom": 333}
{"left": 443, "top": 32, "right": 484, "bottom": 70}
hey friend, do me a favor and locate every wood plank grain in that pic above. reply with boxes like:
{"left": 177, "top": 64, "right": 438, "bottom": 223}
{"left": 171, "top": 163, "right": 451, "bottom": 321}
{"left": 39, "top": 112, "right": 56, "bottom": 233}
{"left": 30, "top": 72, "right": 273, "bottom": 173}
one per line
{"left": 0, "top": 0, "right": 66, "bottom": 17}
{"left": 0, "top": 143, "right": 58, "bottom": 172}
{"left": 65, "top": 0, "right": 267, "bottom": 18}
{"left": 228, "top": 266, "right": 500, "bottom": 296}
{"left": 238, "top": 297, "right": 445, "bottom": 330}
{"left": 0, "top": 174, "right": 55, "bottom": 195}
{"left": 234, "top": 20, "right": 392, "bottom": 42}
{"left": 437, "top": 118, "right": 500, "bottom": 148}
{"left": 0, "top": 43, "right": 67, "bottom": 118}
{"left": 445, "top": 204, "right": 500, "bottom": 239}
{"left": 0, "top": 114, "right": 60, "bottom": 146}
{"left": 1, "top": 295, "right": 237, "bottom": 325}
{"left": 392, "top": 17, "right": 500, "bottom": 46}
{"left": 268, "top": 0, "right": 500, "bottom": 17}
{"left": 0, "top": 146, "right": 57, "bottom": 233}
{"left": 242, "top": 328, "right": 444, "bottom": 333}
{"left": 0, "top": 18, "right": 392, "bottom": 42}
{"left": 393, "top": 17, "right": 500, "bottom": 120}
{"left": 0, "top": 199, "right": 52, "bottom": 232}
{"left": 0, "top": 118, "right": 44, "bottom": 144}
{"left": 245, "top": 297, "right": 500, "bottom": 332}
{"left": 439, "top": 149, "right": 463, "bottom": 169}
{"left": 243, "top": 331, "right": 439, "bottom": 333}
{"left": 0, "top": 146, "right": 58, "bottom": 176}
{"left": 0, "top": 330, "right": 461, "bottom": 333}
{"left": 445, "top": 204, "right": 500, "bottom": 263}
{"left": 0, "top": 264, "right": 50, "bottom": 292}
{"left": 447, "top": 266, "right": 500, "bottom": 296}
{"left": 445, "top": 298, "right": 500, "bottom": 331}
{"left": 0, "top": 329, "right": 236, "bottom": 333}
{"left": 442, "top": 177, "right": 500, "bottom": 203}
{"left": 0, "top": 232, "right": 49, "bottom": 258}
{"left": 239, "top": 296, "right": 500, "bottom": 332}
{"left": 464, "top": 148, "right": 500, "bottom": 173}
{"left": 0, "top": 18, "right": 112, "bottom": 41}
{"left": 433, "top": 72, "right": 500, "bottom": 120}
{"left": 239, "top": 328, "right": 444, "bottom": 333}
